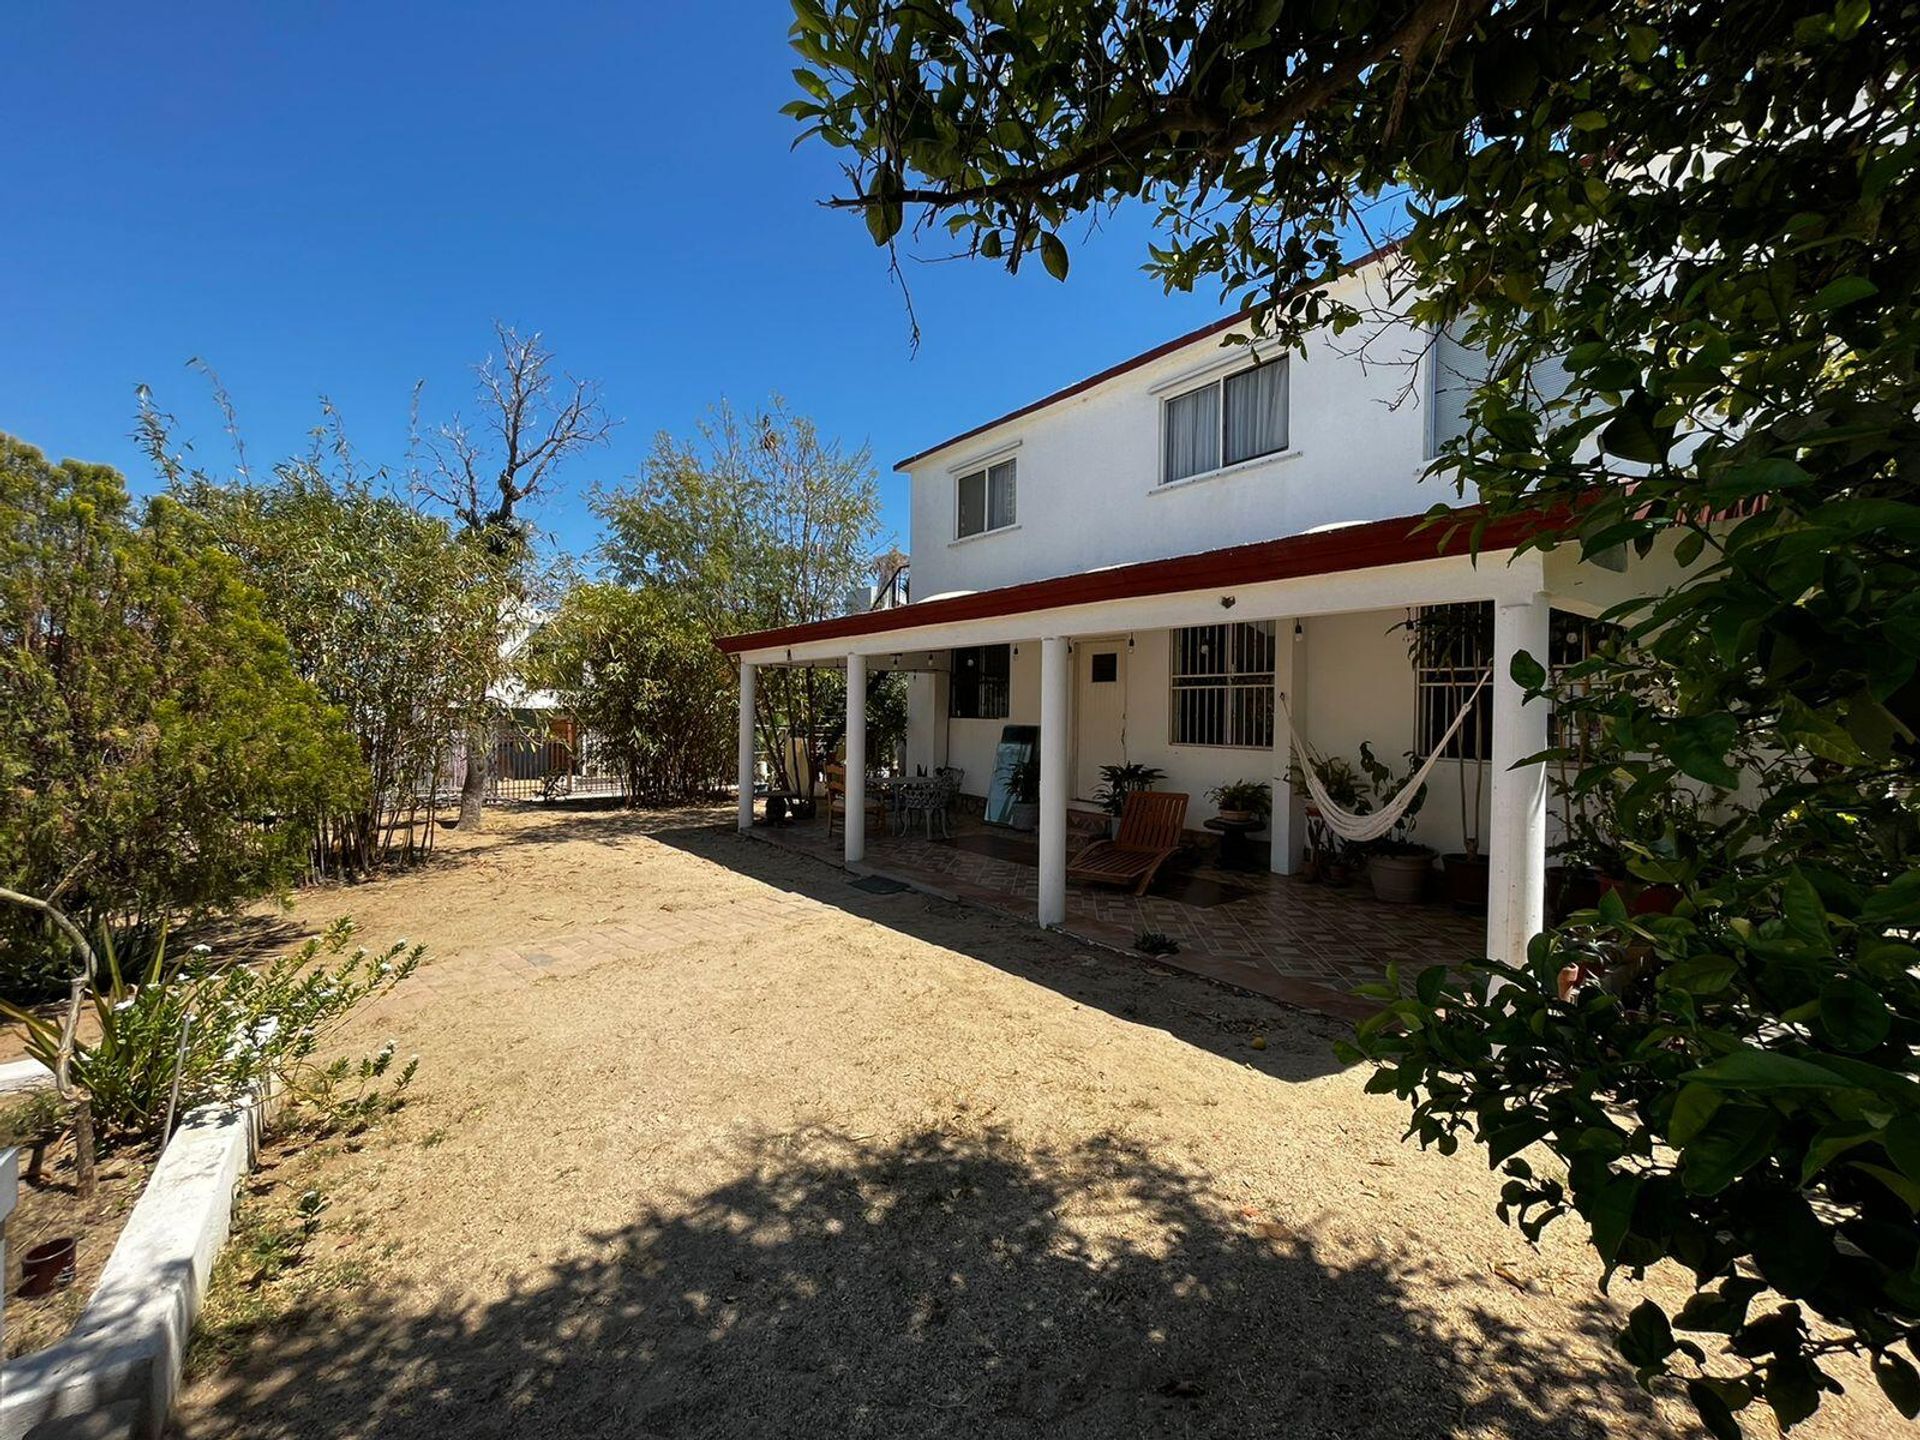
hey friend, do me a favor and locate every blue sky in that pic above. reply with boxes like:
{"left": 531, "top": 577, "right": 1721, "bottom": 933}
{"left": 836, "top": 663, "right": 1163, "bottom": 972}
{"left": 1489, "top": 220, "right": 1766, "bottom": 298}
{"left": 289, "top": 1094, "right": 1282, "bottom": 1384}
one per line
{"left": 3, "top": 3, "right": 1243, "bottom": 559}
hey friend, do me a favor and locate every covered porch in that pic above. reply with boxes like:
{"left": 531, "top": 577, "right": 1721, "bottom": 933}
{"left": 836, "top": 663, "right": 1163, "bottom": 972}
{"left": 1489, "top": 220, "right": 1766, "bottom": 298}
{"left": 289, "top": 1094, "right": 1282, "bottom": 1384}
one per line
{"left": 754, "top": 807, "right": 1484, "bottom": 1020}
{"left": 721, "top": 510, "right": 1667, "bottom": 991}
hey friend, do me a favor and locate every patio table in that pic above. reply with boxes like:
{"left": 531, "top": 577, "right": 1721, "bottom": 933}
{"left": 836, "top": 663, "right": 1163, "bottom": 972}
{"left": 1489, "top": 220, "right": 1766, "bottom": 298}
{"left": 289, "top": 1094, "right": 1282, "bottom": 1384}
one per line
{"left": 1203, "top": 815, "right": 1266, "bottom": 872}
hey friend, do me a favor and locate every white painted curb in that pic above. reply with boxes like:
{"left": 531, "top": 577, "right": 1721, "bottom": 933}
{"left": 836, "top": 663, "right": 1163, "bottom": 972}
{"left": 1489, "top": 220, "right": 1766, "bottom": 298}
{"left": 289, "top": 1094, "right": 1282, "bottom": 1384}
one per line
{"left": 0, "top": 1091, "right": 269, "bottom": 1440}
{"left": 0, "top": 1062, "right": 53, "bottom": 1098}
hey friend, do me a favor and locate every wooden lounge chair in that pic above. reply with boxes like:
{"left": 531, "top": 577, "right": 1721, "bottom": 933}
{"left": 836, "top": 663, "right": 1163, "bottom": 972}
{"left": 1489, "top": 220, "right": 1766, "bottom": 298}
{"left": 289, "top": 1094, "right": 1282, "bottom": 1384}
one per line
{"left": 1068, "top": 791, "right": 1189, "bottom": 896}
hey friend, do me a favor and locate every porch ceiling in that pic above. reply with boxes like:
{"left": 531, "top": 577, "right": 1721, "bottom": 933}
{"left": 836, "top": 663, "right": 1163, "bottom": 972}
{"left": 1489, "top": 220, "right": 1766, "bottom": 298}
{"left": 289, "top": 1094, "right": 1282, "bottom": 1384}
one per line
{"left": 718, "top": 505, "right": 1554, "bottom": 664}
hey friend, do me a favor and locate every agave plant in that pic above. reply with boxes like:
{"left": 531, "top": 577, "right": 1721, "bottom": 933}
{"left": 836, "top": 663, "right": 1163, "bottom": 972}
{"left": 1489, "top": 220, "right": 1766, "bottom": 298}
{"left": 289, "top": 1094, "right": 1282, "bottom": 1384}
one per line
{"left": 0, "top": 917, "right": 423, "bottom": 1138}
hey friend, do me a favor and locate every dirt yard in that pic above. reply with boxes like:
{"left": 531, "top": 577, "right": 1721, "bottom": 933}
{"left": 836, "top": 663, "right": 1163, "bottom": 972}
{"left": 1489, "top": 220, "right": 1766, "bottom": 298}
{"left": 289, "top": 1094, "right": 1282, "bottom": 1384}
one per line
{"left": 169, "top": 804, "right": 1898, "bottom": 1439}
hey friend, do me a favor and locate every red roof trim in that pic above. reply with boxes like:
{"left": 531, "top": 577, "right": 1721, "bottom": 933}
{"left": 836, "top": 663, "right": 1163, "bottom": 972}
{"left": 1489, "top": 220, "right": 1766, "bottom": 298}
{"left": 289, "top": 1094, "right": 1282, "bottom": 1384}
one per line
{"left": 892, "top": 242, "right": 1403, "bottom": 474}
{"left": 716, "top": 506, "right": 1545, "bottom": 656}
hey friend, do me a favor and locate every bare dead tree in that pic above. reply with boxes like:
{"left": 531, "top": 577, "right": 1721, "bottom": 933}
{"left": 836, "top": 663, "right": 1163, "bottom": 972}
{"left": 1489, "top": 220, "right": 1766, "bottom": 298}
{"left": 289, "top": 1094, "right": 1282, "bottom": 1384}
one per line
{"left": 415, "top": 324, "right": 613, "bottom": 828}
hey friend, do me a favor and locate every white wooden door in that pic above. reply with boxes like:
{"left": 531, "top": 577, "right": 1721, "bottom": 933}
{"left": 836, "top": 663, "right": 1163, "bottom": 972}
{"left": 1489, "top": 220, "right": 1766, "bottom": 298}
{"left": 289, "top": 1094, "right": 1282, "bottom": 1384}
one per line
{"left": 1073, "top": 638, "right": 1129, "bottom": 802}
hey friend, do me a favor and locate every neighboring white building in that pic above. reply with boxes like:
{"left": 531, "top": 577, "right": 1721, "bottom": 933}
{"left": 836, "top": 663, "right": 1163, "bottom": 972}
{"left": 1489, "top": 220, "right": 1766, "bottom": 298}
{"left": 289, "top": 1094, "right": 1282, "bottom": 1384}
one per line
{"left": 720, "top": 251, "right": 1692, "bottom": 967}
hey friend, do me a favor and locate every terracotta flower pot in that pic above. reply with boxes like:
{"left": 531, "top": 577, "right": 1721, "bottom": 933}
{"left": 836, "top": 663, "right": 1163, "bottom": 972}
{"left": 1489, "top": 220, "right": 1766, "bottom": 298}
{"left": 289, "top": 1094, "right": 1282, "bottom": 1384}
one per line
{"left": 1369, "top": 851, "right": 1434, "bottom": 905}
{"left": 19, "top": 1236, "right": 77, "bottom": 1297}
{"left": 1442, "top": 852, "right": 1491, "bottom": 913}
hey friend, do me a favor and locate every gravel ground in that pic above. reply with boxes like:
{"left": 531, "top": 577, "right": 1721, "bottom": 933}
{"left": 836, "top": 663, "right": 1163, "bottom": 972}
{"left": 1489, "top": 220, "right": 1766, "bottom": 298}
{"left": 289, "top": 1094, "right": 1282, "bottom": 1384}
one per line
{"left": 169, "top": 804, "right": 1899, "bottom": 1439}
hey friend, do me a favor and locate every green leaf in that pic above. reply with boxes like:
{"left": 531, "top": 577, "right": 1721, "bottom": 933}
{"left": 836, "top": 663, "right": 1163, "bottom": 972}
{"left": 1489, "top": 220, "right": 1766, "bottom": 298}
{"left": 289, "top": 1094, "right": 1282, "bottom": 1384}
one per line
{"left": 1860, "top": 869, "right": 1920, "bottom": 928}
{"left": 1780, "top": 869, "right": 1832, "bottom": 952}
{"left": 1751, "top": 1194, "right": 1830, "bottom": 1297}
{"left": 1885, "top": 1112, "right": 1920, "bottom": 1180}
{"left": 1601, "top": 405, "right": 1669, "bottom": 463}
{"left": 1801, "top": 1119, "right": 1879, "bottom": 1183}
{"left": 1587, "top": 1172, "right": 1643, "bottom": 1265}
{"left": 1851, "top": 1162, "right": 1920, "bottom": 1210}
{"left": 1669, "top": 1082, "right": 1724, "bottom": 1145}
{"left": 1485, "top": 1114, "right": 1553, "bottom": 1166}
{"left": 1663, "top": 714, "right": 1741, "bottom": 787}
{"left": 1661, "top": 953, "right": 1738, "bottom": 995}
{"left": 1807, "top": 275, "right": 1877, "bottom": 312}
{"left": 1039, "top": 232, "right": 1070, "bottom": 281}
{"left": 1683, "top": 1046, "right": 1853, "bottom": 1091}
{"left": 1509, "top": 649, "right": 1547, "bottom": 690}
{"left": 1682, "top": 1104, "right": 1779, "bottom": 1193}
{"left": 1816, "top": 977, "right": 1891, "bottom": 1052}
{"left": 864, "top": 197, "right": 903, "bottom": 246}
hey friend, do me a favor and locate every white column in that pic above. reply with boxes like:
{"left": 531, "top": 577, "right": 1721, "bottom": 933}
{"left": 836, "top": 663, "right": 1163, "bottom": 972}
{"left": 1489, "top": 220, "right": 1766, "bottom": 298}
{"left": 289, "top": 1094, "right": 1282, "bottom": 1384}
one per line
{"left": 1038, "top": 636, "right": 1070, "bottom": 928}
{"left": 1270, "top": 618, "right": 1306, "bottom": 874}
{"left": 1487, "top": 593, "right": 1552, "bottom": 968}
{"left": 844, "top": 652, "right": 867, "bottom": 865}
{"left": 736, "top": 661, "right": 757, "bottom": 832}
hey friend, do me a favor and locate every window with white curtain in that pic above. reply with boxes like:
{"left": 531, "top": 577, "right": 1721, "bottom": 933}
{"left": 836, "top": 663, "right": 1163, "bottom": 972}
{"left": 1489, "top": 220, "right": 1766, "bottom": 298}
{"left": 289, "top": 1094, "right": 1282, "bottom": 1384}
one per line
{"left": 1429, "top": 321, "right": 1486, "bottom": 459}
{"left": 1169, "top": 621, "right": 1276, "bottom": 747}
{"left": 956, "top": 458, "right": 1017, "bottom": 538}
{"left": 1162, "top": 360, "right": 1289, "bottom": 484}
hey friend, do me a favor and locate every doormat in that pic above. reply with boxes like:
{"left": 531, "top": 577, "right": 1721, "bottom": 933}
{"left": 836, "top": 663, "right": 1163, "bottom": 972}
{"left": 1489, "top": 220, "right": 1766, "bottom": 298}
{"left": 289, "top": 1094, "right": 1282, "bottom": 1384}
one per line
{"left": 849, "top": 875, "right": 911, "bottom": 895}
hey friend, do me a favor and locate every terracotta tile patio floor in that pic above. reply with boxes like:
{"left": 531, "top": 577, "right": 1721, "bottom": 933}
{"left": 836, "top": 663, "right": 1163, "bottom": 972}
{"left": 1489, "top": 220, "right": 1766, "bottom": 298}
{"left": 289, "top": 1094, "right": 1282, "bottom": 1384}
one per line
{"left": 752, "top": 808, "right": 1487, "bottom": 1022}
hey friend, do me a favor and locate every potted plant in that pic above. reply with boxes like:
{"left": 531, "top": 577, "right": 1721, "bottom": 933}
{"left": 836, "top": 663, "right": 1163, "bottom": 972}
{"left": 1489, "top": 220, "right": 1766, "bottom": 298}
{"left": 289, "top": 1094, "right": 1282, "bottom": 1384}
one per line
{"left": 1291, "top": 753, "right": 1366, "bottom": 884}
{"left": 1094, "top": 763, "right": 1165, "bottom": 836}
{"left": 1206, "top": 779, "right": 1272, "bottom": 825}
{"left": 1400, "top": 604, "right": 1493, "bottom": 912}
{"left": 1552, "top": 769, "right": 1697, "bottom": 920}
{"left": 1008, "top": 757, "right": 1040, "bottom": 832}
{"left": 1357, "top": 741, "right": 1435, "bottom": 905}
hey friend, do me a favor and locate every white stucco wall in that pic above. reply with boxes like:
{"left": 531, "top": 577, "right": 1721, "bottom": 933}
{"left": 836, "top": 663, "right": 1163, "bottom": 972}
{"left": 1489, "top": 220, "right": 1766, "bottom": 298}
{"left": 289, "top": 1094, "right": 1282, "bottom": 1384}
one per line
{"left": 906, "top": 266, "right": 1458, "bottom": 599}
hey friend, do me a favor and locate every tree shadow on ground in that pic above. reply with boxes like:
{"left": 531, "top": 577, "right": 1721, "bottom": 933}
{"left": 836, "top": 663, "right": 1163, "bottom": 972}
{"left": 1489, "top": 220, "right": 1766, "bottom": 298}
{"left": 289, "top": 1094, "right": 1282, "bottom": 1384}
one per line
{"left": 488, "top": 804, "right": 1357, "bottom": 1085}
{"left": 181, "top": 1125, "right": 1660, "bottom": 1440}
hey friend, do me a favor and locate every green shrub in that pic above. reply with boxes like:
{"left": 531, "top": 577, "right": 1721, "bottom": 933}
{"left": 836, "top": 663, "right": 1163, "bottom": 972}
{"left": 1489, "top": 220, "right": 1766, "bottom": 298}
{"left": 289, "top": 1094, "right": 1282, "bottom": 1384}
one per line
{"left": 0, "top": 919, "right": 421, "bottom": 1137}
{"left": 527, "top": 583, "right": 739, "bottom": 802}
{"left": 0, "top": 433, "right": 361, "bottom": 1000}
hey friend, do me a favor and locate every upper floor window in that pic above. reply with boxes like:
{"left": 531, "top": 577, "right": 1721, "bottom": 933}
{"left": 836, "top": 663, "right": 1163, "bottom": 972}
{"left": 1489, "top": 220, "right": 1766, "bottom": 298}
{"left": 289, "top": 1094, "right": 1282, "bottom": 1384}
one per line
{"left": 1162, "top": 360, "right": 1289, "bottom": 485}
{"left": 957, "top": 458, "right": 1017, "bottom": 539}
{"left": 1428, "top": 321, "right": 1486, "bottom": 460}
{"left": 950, "top": 644, "right": 1011, "bottom": 719}
{"left": 1169, "top": 621, "right": 1275, "bottom": 747}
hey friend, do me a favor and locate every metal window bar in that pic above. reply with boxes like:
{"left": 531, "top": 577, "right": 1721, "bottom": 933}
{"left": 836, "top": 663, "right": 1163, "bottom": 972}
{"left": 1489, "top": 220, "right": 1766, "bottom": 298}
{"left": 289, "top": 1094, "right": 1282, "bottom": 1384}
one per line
{"left": 1170, "top": 621, "right": 1275, "bottom": 748}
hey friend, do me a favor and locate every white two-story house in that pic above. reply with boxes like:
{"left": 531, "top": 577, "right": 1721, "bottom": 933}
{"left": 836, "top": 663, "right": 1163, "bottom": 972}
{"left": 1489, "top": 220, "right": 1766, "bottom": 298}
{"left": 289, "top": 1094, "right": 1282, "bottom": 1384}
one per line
{"left": 719, "top": 251, "right": 1690, "bottom": 969}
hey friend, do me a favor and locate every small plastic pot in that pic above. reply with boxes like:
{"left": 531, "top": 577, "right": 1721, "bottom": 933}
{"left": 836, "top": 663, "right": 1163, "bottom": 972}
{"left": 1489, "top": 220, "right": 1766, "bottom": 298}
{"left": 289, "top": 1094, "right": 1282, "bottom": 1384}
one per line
{"left": 19, "top": 1236, "right": 78, "bottom": 1297}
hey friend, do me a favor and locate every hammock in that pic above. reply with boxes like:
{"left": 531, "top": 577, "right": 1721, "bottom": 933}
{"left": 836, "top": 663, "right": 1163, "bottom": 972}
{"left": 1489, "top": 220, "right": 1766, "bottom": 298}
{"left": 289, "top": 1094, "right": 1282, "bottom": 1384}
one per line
{"left": 1279, "top": 671, "right": 1491, "bottom": 845}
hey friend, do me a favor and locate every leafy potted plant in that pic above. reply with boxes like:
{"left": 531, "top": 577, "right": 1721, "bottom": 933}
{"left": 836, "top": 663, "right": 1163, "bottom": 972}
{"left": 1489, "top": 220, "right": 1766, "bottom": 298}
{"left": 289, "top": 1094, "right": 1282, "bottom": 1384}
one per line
{"left": 1290, "top": 753, "right": 1366, "bottom": 884}
{"left": 1400, "top": 603, "right": 1493, "bottom": 911}
{"left": 1008, "top": 757, "right": 1040, "bottom": 832}
{"left": 1552, "top": 765, "right": 1696, "bottom": 920}
{"left": 1094, "top": 762, "right": 1165, "bottom": 836}
{"left": 1206, "top": 779, "right": 1272, "bottom": 825}
{"left": 1357, "top": 741, "right": 1435, "bottom": 905}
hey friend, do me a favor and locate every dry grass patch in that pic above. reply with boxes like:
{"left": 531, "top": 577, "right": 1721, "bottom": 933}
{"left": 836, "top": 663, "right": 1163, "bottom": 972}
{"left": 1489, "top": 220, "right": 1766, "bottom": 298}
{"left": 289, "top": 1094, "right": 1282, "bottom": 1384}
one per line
{"left": 163, "top": 804, "right": 1900, "bottom": 1439}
